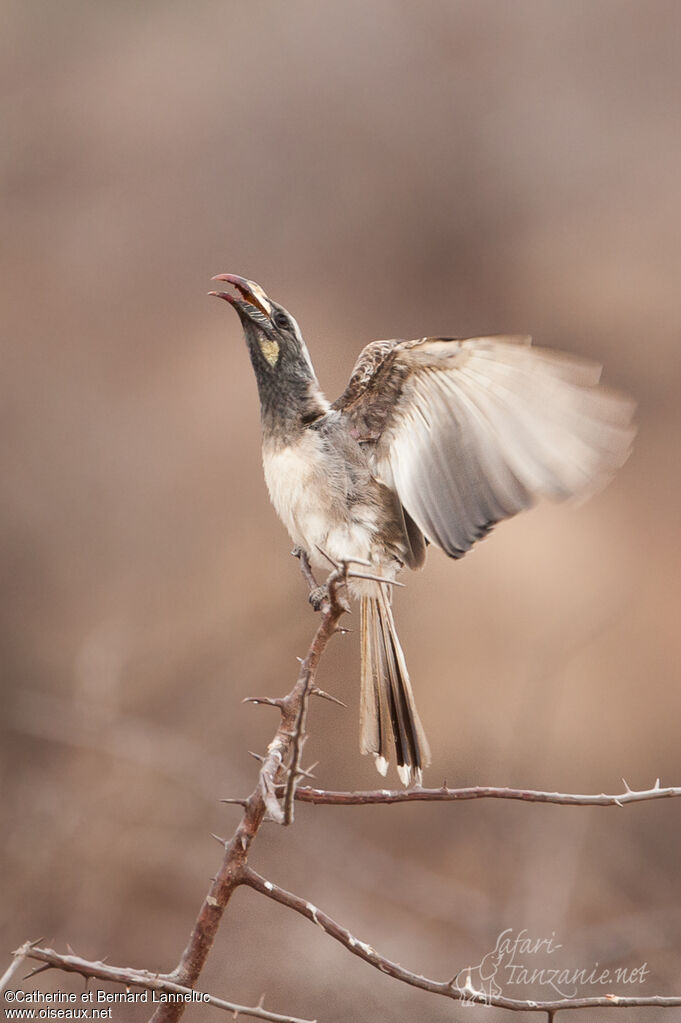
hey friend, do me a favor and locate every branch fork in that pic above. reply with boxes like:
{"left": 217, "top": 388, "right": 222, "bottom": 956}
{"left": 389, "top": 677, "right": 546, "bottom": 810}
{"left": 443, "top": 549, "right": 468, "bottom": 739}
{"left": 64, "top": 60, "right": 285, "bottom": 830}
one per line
{"left": 6, "top": 554, "right": 681, "bottom": 1021}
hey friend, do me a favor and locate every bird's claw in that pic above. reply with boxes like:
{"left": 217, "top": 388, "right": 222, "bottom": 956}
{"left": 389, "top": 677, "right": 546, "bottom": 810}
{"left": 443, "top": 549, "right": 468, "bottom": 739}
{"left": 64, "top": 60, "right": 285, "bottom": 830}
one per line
{"left": 308, "top": 585, "right": 328, "bottom": 611}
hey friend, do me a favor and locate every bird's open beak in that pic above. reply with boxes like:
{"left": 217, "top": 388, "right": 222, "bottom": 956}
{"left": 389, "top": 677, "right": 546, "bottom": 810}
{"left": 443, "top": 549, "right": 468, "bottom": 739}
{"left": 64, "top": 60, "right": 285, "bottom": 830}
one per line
{"left": 208, "top": 273, "right": 272, "bottom": 318}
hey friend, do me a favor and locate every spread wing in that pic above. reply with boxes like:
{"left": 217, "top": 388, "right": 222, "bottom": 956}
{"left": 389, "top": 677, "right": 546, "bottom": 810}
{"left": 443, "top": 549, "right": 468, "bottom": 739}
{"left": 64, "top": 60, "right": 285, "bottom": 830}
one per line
{"left": 333, "top": 335, "right": 635, "bottom": 559}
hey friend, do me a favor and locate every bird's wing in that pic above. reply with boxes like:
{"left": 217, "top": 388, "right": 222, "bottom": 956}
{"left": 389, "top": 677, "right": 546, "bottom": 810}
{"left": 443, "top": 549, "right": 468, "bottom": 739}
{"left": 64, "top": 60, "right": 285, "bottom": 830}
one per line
{"left": 333, "top": 335, "right": 635, "bottom": 559}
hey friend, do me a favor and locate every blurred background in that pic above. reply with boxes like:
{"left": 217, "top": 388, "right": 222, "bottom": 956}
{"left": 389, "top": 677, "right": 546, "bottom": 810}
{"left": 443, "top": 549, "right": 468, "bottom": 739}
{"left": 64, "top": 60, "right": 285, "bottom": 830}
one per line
{"left": 2, "top": 1, "right": 680, "bottom": 1020}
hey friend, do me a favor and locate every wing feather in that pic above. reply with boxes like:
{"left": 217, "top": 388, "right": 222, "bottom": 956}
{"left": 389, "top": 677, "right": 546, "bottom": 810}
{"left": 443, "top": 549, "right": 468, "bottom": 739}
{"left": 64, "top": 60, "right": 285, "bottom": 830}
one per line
{"left": 336, "top": 336, "right": 635, "bottom": 559}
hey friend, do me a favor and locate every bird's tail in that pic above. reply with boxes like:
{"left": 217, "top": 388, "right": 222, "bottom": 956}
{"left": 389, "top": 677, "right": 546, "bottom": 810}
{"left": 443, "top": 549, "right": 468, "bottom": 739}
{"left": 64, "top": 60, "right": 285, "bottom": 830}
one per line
{"left": 359, "top": 587, "right": 431, "bottom": 786}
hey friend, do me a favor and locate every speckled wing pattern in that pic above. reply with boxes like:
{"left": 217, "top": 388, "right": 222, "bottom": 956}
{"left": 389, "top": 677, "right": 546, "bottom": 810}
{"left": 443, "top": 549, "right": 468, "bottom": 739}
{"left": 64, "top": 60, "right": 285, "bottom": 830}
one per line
{"left": 333, "top": 335, "right": 636, "bottom": 559}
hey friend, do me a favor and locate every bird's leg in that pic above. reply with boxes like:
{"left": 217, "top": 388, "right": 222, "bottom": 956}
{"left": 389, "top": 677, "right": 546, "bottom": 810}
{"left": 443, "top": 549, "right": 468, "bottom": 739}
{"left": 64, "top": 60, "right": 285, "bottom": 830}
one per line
{"left": 291, "top": 546, "right": 353, "bottom": 612}
{"left": 291, "top": 546, "right": 327, "bottom": 610}
{"left": 291, "top": 545, "right": 317, "bottom": 588}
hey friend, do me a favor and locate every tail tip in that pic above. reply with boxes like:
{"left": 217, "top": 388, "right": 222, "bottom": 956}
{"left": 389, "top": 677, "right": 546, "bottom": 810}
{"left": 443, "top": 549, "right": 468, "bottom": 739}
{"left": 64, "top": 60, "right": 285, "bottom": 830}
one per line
{"left": 397, "top": 763, "right": 423, "bottom": 788}
{"left": 375, "top": 755, "right": 389, "bottom": 777}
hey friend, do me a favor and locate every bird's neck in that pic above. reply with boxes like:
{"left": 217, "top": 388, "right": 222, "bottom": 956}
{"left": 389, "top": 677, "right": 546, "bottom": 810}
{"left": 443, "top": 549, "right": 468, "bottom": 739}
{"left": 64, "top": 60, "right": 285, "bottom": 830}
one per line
{"left": 254, "top": 363, "right": 329, "bottom": 442}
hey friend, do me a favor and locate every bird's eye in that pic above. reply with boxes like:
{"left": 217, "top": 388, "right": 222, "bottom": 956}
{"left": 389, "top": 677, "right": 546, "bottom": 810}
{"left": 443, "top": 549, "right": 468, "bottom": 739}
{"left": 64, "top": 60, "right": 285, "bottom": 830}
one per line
{"left": 273, "top": 310, "right": 289, "bottom": 329}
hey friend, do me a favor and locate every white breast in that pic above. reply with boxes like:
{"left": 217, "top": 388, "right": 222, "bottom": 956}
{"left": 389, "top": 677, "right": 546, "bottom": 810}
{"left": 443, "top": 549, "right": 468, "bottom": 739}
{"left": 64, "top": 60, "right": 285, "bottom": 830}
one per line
{"left": 262, "top": 432, "right": 380, "bottom": 571}
{"left": 262, "top": 432, "right": 329, "bottom": 552}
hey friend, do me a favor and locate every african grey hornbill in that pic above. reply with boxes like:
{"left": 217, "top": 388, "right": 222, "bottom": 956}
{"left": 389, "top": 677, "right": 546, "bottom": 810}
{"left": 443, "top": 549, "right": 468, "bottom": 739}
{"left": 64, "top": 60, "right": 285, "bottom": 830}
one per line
{"left": 210, "top": 273, "right": 635, "bottom": 786}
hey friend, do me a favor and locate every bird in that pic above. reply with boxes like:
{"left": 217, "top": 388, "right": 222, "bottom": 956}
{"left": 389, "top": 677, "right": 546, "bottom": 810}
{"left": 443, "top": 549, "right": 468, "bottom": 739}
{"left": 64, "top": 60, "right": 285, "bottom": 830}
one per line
{"left": 209, "top": 273, "right": 635, "bottom": 787}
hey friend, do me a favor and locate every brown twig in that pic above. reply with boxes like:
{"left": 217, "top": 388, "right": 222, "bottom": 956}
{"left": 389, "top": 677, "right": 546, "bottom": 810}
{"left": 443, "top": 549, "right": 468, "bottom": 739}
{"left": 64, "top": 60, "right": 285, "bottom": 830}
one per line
{"left": 281, "top": 663, "right": 312, "bottom": 825}
{"left": 281, "top": 569, "right": 346, "bottom": 824}
{"left": 242, "top": 869, "right": 681, "bottom": 1013}
{"left": 5, "top": 943, "right": 315, "bottom": 1023}
{"left": 7, "top": 557, "right": 681, "bottom": 1021}
{"left": 146, "top": 559, "right": 349, "bottom": 1022}
{"left": 292, "top": 779, "right": 681, "bottom": 807}
{"left": 280, "top": 549, "right": 335, "bottom": 823}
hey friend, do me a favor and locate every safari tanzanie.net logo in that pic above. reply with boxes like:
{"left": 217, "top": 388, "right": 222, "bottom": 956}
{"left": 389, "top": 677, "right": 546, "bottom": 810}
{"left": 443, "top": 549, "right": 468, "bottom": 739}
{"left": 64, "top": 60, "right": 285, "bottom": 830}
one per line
{"left": 453, "top": 928, "right": 649, "bottom": 1005}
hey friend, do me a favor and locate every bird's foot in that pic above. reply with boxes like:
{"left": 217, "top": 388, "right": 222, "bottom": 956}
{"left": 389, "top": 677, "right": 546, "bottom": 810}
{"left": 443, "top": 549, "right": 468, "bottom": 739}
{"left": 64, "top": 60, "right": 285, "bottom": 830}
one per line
{"left": 308, "top": 584, "right": 329, "bottom": 611}
{"left": 308, "top": 583, "right": 351, "bottom": 614}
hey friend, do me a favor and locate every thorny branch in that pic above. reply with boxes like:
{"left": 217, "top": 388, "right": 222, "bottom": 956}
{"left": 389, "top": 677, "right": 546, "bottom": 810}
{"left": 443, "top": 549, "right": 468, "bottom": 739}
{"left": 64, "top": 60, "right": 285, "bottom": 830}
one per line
{"left": 292, "top": 779, "right": 681, "bottom": 807}
{"left": 6, "top": 554, "right": 348, "bottom": 1023}
{"left": 281, "top": 556, "right": 317, "bottom": 825}
{"left": 145, "top": 554, "right": 350, "bottom": 1022}
{"left": 1, "top": 943, "right": 314, "bottom": 1023}
{"left": 242, "top": 868, "right": 681, "bottom": 1014}
{"left": 6, "top": 554, "right": 681, "bottom": 1021}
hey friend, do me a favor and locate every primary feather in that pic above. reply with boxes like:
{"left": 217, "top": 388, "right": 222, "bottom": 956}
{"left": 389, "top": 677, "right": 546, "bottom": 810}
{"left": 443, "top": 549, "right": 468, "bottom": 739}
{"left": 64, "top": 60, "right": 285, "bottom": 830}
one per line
{"left": 336, "top": 335, "right": 635, "bottom": 559}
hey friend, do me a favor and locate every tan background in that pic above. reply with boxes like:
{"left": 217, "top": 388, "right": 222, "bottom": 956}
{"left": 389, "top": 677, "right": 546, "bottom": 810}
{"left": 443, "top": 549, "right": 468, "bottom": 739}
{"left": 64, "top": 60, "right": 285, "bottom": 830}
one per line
{"left": 2, "top": 2, "right": 680, "bottom": 1020}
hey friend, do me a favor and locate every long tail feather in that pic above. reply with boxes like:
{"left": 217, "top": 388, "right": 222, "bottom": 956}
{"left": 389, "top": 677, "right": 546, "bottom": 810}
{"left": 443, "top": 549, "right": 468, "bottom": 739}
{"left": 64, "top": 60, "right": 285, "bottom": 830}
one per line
{"left": 359, "top": 588, "right": 431, "bottom": 786}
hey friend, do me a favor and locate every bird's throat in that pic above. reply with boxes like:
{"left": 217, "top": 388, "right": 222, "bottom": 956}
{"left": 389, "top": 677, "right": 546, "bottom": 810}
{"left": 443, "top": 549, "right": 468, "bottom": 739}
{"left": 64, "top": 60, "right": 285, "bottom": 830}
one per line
{"left": 252, "top": 357, "right": 327, "bottom": 442}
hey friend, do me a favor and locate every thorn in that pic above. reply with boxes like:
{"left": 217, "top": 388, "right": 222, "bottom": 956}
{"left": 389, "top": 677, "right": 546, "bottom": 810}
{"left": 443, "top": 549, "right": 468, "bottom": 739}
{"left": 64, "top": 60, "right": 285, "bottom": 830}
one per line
{"left": 654, "top": 777, "right": 661, "bottom": 789}
{"left": 315, "top": 545, "right": 339, "bottom": 569}
{"left": 242, "top": 696, "right": 285, "bottom": 708}
{"left": 614, "top": 798, "right": 623, "bottom": 807}
{"left": 210, "top": 833, "right": 227, "bottom": 847}
{"left": 257, "top": 993, "right": 266, "bottom": 1008}
{"left": 23, "top": 963, "right": 52, "bottom": 980}
{"left": 310, "top": 686, "right": 347, "bottom": 708}
{"left": 248, "top": 751, "right": 265, "bottom": 763}
{"left": 66, "top": 943, "right": 76, "bottom": 956}
{"left": 220, "top": 797, "right": 248, "bottom": 807}
{"left": 622, "top": 776, "right": 633, "bottom": 793}
{"left": 29, "top": 937, "right": 45, "bottom": 949}
{"left": 347, "top": 571, "right": 405, "bottom": 587}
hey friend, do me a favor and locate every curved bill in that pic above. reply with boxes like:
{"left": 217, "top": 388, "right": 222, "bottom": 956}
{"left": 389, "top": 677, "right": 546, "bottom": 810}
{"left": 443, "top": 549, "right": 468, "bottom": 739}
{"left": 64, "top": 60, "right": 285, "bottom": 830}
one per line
{"left": 208, "top": 273, "right": 272, "bottom": 317}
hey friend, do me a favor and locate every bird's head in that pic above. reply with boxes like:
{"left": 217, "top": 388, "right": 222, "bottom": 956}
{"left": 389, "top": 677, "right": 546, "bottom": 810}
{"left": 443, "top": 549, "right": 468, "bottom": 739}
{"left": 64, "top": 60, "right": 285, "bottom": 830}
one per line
{"left": 210, "top": 273, "right": 315, "bottom": 377}
{"left": 210, "top": 273, "right": 326, "bottom": 432}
